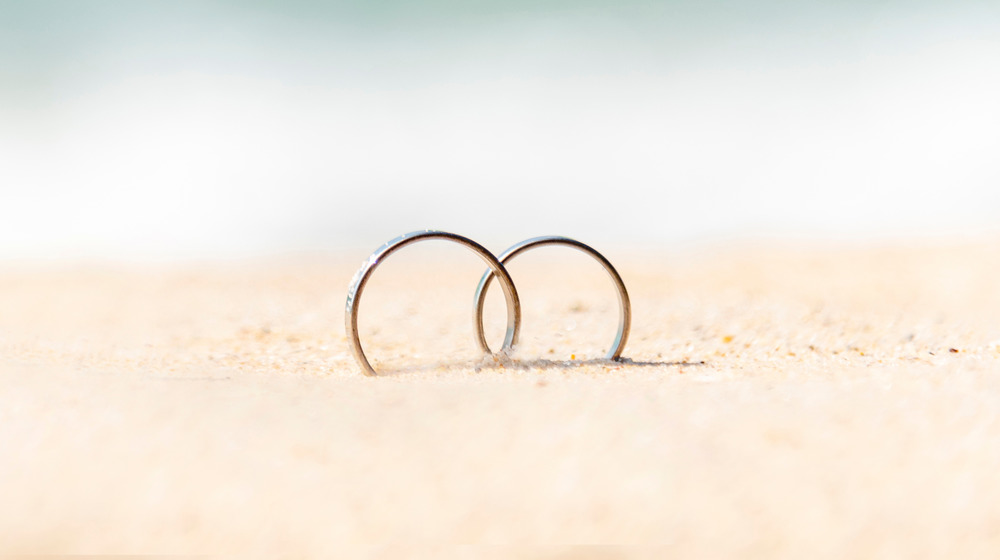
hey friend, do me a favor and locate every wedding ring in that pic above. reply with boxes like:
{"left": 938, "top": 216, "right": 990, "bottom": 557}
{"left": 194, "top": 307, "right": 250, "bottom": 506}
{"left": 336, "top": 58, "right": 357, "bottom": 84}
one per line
{"left": 345, "top": 230, "right": 521, "bottom": 376}
{"left": 472, "top": 236, "right": 631, "bottom": 361}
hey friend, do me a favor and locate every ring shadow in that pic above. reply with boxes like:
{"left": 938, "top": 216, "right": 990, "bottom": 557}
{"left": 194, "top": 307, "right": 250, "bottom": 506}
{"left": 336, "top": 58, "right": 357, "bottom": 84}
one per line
{"left": 371, "top": 356, "right": 707, "bottom": 377}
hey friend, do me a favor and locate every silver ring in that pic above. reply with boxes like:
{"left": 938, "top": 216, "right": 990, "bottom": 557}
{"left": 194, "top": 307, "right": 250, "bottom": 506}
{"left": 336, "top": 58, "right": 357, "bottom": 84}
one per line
{"left": 345, "top": 230, "right": 522, "bottom": 376}
{"left": 473, "top": 236, "right": 631, "bottom": 361}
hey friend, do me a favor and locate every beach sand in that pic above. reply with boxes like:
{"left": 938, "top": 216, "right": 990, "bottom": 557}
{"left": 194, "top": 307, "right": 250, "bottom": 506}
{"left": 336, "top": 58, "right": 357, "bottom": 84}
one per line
{"left": 2, "top": 241, "right": 1000, "bottom": 557}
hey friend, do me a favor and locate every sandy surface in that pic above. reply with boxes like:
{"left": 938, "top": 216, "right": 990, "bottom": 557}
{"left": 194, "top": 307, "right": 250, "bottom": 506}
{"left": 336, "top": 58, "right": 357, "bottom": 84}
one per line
{"left": 2, "top": 240, "right": 1000, "bottom": 557}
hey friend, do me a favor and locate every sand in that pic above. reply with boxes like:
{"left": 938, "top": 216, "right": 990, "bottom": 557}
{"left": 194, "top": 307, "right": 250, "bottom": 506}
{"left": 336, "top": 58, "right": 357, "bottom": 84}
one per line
{"left": 2, "top": 241, "right": 1000, "bottom": 557}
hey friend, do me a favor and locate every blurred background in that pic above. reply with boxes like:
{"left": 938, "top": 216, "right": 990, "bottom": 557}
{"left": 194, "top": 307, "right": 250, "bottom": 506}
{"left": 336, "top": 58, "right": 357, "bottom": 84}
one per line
{"left": 1, "top": 0, "right": 998, "bottom": 261}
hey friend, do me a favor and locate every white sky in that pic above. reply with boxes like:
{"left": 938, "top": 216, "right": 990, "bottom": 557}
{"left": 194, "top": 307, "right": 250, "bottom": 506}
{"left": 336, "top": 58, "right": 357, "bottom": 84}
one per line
{"left": 1, "top": 5, "right": 998, "bottom": 259}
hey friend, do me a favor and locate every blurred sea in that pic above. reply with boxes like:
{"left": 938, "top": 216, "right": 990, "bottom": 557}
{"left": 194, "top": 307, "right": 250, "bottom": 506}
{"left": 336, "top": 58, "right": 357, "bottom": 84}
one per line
{"left": 1, "top": 0, "right": 998, "bottom": 259}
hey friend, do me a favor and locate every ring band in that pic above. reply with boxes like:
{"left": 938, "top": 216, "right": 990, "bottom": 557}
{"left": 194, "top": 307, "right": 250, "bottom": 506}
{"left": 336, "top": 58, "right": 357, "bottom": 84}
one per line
{"left": 345, "top": 230, "right": 522, "bottom": 376}
{"left": 472, "top": 236, "right": 631, "bottom": 361}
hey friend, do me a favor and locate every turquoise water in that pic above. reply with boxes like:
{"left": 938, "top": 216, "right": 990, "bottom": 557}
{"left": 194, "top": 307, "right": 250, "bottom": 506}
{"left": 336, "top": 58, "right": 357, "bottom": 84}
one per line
{"left": 2, "top": 1, "right": 999, "bottom": 258}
